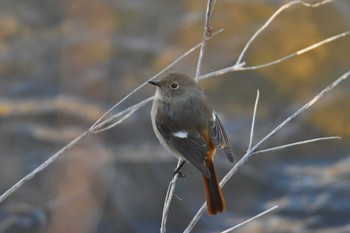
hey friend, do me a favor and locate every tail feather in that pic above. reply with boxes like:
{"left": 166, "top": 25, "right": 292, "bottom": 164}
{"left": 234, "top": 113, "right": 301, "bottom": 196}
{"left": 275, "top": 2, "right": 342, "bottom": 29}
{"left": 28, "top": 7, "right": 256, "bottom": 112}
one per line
{"left": 202, "top": 159, "right": 225, "bottom": 215}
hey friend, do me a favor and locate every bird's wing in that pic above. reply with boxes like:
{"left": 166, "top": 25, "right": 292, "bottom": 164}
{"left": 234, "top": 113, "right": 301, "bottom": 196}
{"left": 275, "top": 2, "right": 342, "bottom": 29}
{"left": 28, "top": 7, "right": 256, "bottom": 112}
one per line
{"left": 155, "top": 120, "right": 211, "bottom": 178}
{"left": 208, "top": 112, "right": 234, "bottom": 163}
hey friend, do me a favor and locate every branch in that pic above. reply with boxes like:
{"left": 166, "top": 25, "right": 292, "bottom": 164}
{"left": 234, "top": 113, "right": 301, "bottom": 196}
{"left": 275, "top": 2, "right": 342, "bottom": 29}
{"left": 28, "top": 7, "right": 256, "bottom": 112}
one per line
{"left": 92, "top": 96, "right": 154, "bottom": 133}
{"left": 253, "top": 136, "right": 341, "bottom": 155}
{"left": 220, "top": 206, "right": 279, "bottom": 233}
{"left": 196, "top": 0, "right": 217, "bottom": 80}
{"left": 248, "top": 90, "right": 260, "bottom": 151}
{"left": 0, "top": 130, "right": 92, "bottom": 203}
{"left": 160, "top": 158, "right": 183, "bottom": 233}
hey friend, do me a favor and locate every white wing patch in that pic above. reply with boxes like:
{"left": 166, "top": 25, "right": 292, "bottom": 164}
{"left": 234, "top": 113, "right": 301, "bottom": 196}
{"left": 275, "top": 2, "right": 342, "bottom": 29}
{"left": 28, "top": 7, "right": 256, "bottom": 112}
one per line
{"left": 173, "top": 131, "right": 188, "bottom": 138}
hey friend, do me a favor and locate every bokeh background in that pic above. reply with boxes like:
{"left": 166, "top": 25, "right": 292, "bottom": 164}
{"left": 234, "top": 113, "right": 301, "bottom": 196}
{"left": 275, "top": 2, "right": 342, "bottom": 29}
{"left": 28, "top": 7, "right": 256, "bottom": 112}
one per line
{"left": 0, "top": 0, "right": 349, "bottom": 232}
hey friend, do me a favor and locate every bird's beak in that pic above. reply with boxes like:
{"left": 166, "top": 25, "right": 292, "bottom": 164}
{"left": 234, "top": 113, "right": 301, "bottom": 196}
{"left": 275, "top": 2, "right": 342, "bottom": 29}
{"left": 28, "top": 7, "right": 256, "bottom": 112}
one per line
{"left": 148, "top": 80, "right": 160, "bottom": 87}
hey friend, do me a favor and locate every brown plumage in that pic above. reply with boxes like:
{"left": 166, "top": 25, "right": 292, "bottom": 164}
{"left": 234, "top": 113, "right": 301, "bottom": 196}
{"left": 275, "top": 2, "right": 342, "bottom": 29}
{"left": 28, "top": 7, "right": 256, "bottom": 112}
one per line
{"left": 149, "top": 72, "right": 234, "bottom": 215}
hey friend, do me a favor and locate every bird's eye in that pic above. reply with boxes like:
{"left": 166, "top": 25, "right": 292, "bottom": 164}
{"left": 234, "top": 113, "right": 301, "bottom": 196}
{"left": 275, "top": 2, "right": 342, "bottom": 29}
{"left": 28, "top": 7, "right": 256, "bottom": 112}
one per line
{"left": 170, "top": 82, "right": 179, "bottom": 90}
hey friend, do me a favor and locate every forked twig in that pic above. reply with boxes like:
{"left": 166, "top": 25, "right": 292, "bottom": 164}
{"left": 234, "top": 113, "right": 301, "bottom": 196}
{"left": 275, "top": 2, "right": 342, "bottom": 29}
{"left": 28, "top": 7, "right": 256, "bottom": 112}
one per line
{"left": 199, "top": 0, "right": 349, "bottom": 80}
{"left": 235, "top": 0, "right": 334, "bottom": 67}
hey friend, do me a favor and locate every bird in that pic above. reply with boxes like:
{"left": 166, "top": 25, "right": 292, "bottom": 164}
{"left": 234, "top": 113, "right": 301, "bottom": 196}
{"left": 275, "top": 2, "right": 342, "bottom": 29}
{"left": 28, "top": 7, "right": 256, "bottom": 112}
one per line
{"left": 149, "top": 72, "right": 234, "bottom": 215}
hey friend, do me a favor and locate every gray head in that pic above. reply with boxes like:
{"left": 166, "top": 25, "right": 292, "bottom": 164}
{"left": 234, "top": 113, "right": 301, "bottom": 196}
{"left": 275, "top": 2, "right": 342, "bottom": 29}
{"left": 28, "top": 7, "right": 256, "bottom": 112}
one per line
{"left": 148, "top": 73, "right": 204, "bottom": 102}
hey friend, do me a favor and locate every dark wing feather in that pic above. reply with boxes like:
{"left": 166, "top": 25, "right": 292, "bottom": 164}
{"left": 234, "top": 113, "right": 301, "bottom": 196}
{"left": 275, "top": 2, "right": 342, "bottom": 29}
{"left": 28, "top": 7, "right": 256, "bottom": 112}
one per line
{"left": 209, "top": 113, "right": 234, "bottom": 163}
{"left": 155, "top": 120, "right": 211, "bottom": 178}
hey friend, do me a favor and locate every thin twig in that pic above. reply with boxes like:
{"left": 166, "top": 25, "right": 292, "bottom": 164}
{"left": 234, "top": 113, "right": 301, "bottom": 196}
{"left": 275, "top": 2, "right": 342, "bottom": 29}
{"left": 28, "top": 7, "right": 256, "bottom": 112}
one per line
{"left": 160, "top": 158, "right": 183, "bottom": 233}
{"left": 302, "top": 0, "right": 334, "bottom": 7}
{"left": 184, "top": 70, "right": 350, "bottom": 232}
{"left": 0, "top": 130, "right": 92, "bottom": 203}
{"left": 183, "top": 203, "right": 206, "bottom": 233}
{"left": 248, "top": 90, "right": 260, "bottom": 151}
{"left": 196, "top": 0, "right": 217, "bottom": 80}
{"left": 253, "top": 136, "right": 342, "bottom": 155}
{"left": 220, "top": 206, "right": 279, "bottom": 233}
{"left": 297, "top": 30, "right": 349, "bottom": 55}
{"left": 93, "top": 96, "right": 154, "bottom": 133}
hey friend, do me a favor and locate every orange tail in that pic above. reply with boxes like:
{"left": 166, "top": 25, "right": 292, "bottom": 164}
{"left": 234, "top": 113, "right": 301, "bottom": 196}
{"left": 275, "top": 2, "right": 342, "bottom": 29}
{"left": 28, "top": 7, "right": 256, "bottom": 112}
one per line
{"left": 202, "top": 158, "right": 225, "bottom": 215}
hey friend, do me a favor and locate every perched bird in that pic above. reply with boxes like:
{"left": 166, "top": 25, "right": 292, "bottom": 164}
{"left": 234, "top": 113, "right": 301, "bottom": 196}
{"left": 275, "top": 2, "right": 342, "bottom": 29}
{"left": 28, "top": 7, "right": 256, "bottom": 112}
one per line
{"left": 149, "top": 72, "right": 234, "bottom": 215}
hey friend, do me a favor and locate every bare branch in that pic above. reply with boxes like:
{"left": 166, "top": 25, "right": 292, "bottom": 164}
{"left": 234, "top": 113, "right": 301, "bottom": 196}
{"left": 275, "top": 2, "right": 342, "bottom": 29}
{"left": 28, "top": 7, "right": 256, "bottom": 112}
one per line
{"left": 196, "top": 0, "right": 217, "bottom": 80}
{"left": 0, "top": 130, "right": 92, "bottom": 203}
{"left": 92, "top": 96, "right": 154, "bottom": 133}
{"left": 253, "top": 136, "right": 342, "bottom": 155}
{"left": 160, "top": 158, "right": 183, "bottom": 233}
{"left": 297, "top": 30, "right": 349, "bottom": 55}
{"left": 183, "top": 203, "right": 206, "bottom": 233}
{"left": 220, "top": 206, "right": 279, "bottom": 233}
{"left": 198, "top": 0, "right": 350, "bottom": 81}
{"left": 248, "top": 90, "right": 260, "bottom": 151}
{"left": 235, "top": 0, "right": 334, "bottom": 66}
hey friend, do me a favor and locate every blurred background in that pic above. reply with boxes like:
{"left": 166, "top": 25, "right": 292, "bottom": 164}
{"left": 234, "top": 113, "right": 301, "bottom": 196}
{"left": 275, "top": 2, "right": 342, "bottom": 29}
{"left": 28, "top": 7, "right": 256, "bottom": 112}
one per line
{"left": 0, "top": 0, "right": 349, "bottom": 232}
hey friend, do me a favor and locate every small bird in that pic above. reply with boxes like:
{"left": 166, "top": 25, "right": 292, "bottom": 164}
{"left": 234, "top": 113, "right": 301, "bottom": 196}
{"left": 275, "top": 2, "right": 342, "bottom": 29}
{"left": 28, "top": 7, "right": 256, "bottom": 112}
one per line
{"left": 149, "top": 72, "right": 234, "bottom": 215}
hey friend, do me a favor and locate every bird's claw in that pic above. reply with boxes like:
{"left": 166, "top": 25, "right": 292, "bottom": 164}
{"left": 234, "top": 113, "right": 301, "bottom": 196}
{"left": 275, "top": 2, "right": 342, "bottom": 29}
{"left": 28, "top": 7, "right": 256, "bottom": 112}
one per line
{"left": 173, "top": 170, "right": 186, "bottom": 178}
